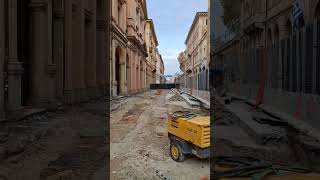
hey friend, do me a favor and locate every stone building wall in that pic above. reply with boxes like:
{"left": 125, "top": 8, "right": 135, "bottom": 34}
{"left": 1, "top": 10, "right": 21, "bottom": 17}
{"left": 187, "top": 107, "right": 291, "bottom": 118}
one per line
{"left": 111, "top": 0, "right": 149, "bottom": 96}
{"left": 0, "top": 0, "right": 110, "bottom": 121}
{"left": 185, "top": 12, "right": 209, "bottom": 78}
{"left": 184, "top": 12, "right": 209, "bottom": 91}
{"left": 211, "top": 0, "right": 320, "bottom": 129}
{"left": 240, "top": 0, "right": 320, "bottom": 52}
{"left": 145, "top": 19, "right": 158, "bottom": 88}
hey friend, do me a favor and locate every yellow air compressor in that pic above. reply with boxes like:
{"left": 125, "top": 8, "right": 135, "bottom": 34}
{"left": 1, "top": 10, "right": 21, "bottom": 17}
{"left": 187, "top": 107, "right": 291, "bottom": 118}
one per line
{"left": 167, "top": 111, "right": 210, "bottom": 162}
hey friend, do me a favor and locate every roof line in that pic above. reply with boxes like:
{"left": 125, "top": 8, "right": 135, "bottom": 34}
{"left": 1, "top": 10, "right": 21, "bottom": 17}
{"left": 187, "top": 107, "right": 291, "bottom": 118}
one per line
{"left": 146, "top": 19, "right": 158, "bottom": 46}
{"left": 185, "top": 12, "right": 208, "bottom": 45}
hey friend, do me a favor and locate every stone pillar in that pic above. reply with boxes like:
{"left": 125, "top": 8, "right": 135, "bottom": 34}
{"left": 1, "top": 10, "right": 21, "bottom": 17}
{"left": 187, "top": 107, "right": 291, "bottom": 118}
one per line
{"left": 0, "top": 0, "right": 5, "bottom": 120}
{"left": 137, "top": 56, "right": 141, "bottom": 91}
{"left": 139, "top": 59, "right": 143, "bottom": 91}
{"left": 129, "top": 50, "right": 135, "bottom": 93}
{"left": 106, "top": 0, "right": 111, "bottom": 97}
{"left": 7, "top": 0, "right": 24, "bottom": 120}
{"left": 111, "top": 40, "right": 117, "bottom": 96}
{"left": 131, "top": 53, "right": 134, "bottom": 92}
{"left": 120, "top": 51, "right": 127, "bottom": 95}
{"left": 126, "top": 54, "right": 131, "bottom": 92}
{"left": 135, "top": 55, "right": 138, "bottom": 92}
{"left": 72, "top": 0, "right": 86, "bottom": 102}
{"left": 63, "top": 0, "right": 73, "bottom": 103}
{"left": 29, "top": 0, "right": 57, "bottom": 109}
{"left": 85, "top": 1, "right": 97, "bottom": 99}
{"left": 144, "top": 61, "right": 147, "bottom": 89}
{"left": 96, "top": 0, "right": 106, "bottom": 96}
{"left": 53, "top": 0, "right": 65, "bottom": 101}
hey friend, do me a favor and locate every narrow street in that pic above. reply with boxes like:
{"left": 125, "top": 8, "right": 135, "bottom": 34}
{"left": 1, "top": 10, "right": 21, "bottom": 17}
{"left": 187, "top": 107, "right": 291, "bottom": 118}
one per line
{"left": 110, "top": 90, "right": 210, "bottom": 180}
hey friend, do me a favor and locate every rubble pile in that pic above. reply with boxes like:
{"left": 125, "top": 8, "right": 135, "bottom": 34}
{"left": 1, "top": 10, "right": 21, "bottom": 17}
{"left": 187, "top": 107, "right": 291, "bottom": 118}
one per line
{"left": 168, "top": 88, "right": 178, "bottom": 94}
{"left": 168, "top": 94, "right": 184, "bottom": 102}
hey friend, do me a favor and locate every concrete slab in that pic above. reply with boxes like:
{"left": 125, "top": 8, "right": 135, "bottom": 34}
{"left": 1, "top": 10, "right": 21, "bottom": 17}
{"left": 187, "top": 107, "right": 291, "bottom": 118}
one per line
{"left": 180, "top": 93, "right": 200, "bottom": 107}
{"left": 227, "top": 92, "right": 320, "bottom": 143}
{"left": 224, "top": 101, "right": 286, "bottom": 145}
{"left": 23, "top": 108, "right": 46, "bottom": 117}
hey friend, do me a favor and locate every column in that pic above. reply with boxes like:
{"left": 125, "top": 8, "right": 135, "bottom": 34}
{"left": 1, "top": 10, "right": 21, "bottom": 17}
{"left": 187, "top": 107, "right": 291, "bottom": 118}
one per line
{"left": 135, "top": 55, "right": 139, "bottom": 92}
{"left": 140, "top": 59, "right": 143, "bottom": 90}
{"left": 132, "top": 53, "right": 136, "bottom": 92}
{"left": 143, "top": 62, "right": 146, "bottom": 89}
{"left": 53, "top": 0, "right": 65, "bottom": 101}
{"left": 64, "top": 0, "right": 73, "bottom": 103}
{"left": 29, "top": 0, "right": 57, "bottom": 109}
{"left": 0, "top": 0, "right": 5, "bottom": 119}
{"left": 120, "top": 49, "right": 127, "bottom": 95}
{"left": 105, "top": 0, "right": 110, "bottom": 97}
{"left": 129, "top": 51, "right": 135, "bottom": 93}
{"left": 96, "top": 0, "right": 106, "bottom": 96}
{"left": 72, "top": 0, "right": 86, "bottom": 102}
{"left": 7, "top": 0, "right": 24, "bottom": 119}
{"left": 126, "top": 53, "right": 130, "bottom": 92}
{"left": 85, "top": 1, "right": 97, "bottom": 98}
{"left": 111, "top": 40, "right": 117, "bottom": 96}
{"left": 138, "top": 56, "right": 141, "bottom": 91}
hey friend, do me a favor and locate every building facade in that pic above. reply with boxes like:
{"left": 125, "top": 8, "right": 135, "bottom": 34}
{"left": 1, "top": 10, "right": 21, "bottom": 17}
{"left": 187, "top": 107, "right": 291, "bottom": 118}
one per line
{"left": 211, "top": 0, "right": 320, "bottom": 130}
{"left": 0, "top": 0, "right": 110, "bottom": 121}
{"left": 111, "top": 0, "right": 149, "bottom": 96}
{"left": 185, "top": 12, "right": 209, "bottom": 75}
{"left": 184, "top": 12, "right": 209, "bottom": 90}
{"left": 240, "top": 0, "right": 320, "bottom": 51}
{"left": 155, "top": 49, "right": 164, "bottom": 83}
{"left": 159, "top": 54, "right": 165, "bottom": 83}
{"left": 145, "top": 19, "right": 158, "bottom": 88}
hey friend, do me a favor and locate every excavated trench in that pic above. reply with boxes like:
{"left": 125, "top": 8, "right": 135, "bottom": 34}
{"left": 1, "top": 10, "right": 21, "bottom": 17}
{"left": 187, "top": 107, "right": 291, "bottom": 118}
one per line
{"left": 211, "top": 94, "right": 320, "bottom": 171}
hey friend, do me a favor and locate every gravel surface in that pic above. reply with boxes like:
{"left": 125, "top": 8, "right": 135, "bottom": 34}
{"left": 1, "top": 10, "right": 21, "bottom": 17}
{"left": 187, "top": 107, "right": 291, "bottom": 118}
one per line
{"left": 0, "top": 99, "right": 107, "bottom": 180}
{"left": 111, "top": 90, "right": 210, "bottom": 180}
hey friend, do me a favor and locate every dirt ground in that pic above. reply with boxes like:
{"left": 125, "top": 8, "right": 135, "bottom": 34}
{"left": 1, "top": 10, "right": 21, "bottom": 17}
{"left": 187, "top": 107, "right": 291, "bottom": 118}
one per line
{"left": 110, "top": 90, "right": 210, "bottom": 180}
{"left": 0, "top": 99, "right": 107, "bottom": 180}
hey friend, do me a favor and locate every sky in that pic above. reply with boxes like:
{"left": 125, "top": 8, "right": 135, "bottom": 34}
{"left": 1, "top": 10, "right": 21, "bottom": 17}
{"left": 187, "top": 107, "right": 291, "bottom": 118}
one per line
{"left": 146, "top": 0, "right": 208, "bottom": 76}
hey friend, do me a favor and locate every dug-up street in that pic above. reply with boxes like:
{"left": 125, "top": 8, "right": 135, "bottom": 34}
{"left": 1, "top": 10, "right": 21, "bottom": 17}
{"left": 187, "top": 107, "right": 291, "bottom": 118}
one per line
{"left": 0, "top": 99, "right": 108, "bottom": 180}
{"left": 110, "top": 90, "right": 210, "bottom": 180}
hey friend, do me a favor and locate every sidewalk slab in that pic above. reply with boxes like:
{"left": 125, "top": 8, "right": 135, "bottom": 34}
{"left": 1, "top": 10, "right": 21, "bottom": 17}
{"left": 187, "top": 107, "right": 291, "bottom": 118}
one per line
{"left": 179, "top": 90, "right": 210, "bottom": 109}
{"left": 180, "top": 93, "right": 200, "bottom": 107}
{"left": 221, "top": 100, "right": 286, "bottom": 145}
{"left": 227, "top": 92, "right": 320, "bottom": 143}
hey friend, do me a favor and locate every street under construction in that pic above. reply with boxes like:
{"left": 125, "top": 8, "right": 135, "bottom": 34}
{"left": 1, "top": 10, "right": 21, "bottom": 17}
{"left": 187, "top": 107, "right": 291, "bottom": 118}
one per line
{"left": 110, "top": 89, "right": 210, "bottom": 180}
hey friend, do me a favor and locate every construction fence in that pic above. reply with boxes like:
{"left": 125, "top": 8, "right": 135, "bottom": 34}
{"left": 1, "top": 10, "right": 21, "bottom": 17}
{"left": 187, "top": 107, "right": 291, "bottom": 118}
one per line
{"left": 214, "top": 19, "right": 320, "bottom": 129}
{"left": 176, "top": 69, "right": 210, "bottom": 102}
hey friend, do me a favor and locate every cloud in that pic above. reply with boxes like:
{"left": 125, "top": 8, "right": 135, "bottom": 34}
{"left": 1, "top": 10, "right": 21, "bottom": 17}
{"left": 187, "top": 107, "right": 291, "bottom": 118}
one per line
{"left": 162, "top": 58, "right": 180, "bottom": 75}
{"left": 158, "top": 48, "right": 184, "bottom": 75}
{"left": 161, "top": 49, "right": 183, "bottom": 59}
{"left": 146, "top": 0, "right": 208, "bottom": 75}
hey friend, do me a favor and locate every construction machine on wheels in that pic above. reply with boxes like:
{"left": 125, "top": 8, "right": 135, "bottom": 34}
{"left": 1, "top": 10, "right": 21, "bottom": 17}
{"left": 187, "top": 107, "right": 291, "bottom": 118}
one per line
{"left": 167, "top": 111, "right": 210, "bottom": 162}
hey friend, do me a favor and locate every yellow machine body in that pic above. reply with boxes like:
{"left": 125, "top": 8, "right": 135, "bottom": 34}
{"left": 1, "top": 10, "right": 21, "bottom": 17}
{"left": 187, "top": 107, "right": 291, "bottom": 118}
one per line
{"left": 167, "top": 113, "right": 210, "bottom": 148}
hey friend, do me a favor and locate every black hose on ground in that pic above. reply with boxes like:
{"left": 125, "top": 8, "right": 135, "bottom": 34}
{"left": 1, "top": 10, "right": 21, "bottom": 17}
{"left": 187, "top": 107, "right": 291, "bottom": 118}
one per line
{"left": 211, "top": 156, "right": 315, "bottom": 180}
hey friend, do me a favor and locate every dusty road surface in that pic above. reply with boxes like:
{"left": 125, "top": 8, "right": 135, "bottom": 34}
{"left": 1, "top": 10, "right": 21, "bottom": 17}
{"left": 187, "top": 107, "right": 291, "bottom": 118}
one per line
{"left": 110, "top": 90, "right": 210, "bottom": 180}
{"left": 0, "top": 99, "right": 107, "bottom": 180}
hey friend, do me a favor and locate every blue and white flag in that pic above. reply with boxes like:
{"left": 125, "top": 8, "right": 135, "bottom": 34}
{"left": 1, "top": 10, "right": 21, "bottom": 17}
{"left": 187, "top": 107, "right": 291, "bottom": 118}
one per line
{"left": 293, "top": 0, "right": 304, "bottom": 31}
